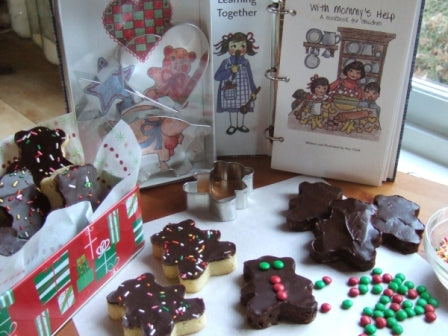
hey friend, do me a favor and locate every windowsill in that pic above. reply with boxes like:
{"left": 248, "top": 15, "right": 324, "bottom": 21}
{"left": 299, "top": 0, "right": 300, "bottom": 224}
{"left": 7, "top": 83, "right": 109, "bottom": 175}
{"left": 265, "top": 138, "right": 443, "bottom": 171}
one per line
{"left": 397, "top": 149, "right": 448, "bottom": 186}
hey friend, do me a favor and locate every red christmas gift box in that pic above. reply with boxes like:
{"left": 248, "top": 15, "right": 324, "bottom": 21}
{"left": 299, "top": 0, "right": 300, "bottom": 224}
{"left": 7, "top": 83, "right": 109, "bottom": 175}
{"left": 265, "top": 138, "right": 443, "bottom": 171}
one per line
{"left": 0, "top": 187, "right": 144, "bottom": 336}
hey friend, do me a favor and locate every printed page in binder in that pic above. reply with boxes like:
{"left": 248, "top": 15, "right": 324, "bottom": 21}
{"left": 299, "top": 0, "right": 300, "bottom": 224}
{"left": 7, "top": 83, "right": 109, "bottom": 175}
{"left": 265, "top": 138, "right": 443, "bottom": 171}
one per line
{"left": 270, "top": 0, "right": 423, "bottom": 186}
{"left": 209, "top": 0, "right": 273, "bottom": 156}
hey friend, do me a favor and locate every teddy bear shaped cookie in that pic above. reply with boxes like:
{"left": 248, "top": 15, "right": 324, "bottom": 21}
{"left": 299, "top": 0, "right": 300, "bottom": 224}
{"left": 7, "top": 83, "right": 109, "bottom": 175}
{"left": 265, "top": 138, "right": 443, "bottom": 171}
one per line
{"left": 12, "top": 126, "right": 73, "bottom": 186}
{"left": 240, "top": 255, "right": 317, "bottom": 329}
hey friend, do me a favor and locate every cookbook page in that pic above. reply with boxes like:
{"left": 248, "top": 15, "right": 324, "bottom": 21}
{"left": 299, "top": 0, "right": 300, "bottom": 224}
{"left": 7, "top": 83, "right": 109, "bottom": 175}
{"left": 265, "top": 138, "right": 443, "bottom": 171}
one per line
{"left": 271, "top": 0, "right": 423, "bottom": 185}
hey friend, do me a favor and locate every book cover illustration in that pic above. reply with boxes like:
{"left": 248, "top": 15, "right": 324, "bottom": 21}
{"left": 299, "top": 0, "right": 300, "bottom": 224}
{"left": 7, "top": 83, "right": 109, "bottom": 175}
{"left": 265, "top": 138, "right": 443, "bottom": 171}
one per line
{"left": 288, "top": 27, "right": 395, "bottom": 142}
{"left": 271, "top": 0, "right": 423, "bottom": 185}
{"left": 209, "top": 1, "right": 273, "bottom": 155}
{"left": 213, "top": 32, "right": 261, "bottom": 135}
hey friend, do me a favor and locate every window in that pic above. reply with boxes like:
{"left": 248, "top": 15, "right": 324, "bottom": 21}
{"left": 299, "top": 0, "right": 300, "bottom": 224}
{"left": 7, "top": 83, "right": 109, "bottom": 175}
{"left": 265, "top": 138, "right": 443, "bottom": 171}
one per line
{"left": 401, "top": 0, "right": 448, "bottom": 167}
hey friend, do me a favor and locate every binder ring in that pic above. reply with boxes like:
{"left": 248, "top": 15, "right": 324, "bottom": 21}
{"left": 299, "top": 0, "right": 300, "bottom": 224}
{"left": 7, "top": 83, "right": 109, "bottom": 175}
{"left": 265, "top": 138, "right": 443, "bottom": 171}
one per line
{"left": 264, "top": 126, "right": 284, "bottom": 143}
{"left": 265, "top": 67, "right": 289, "bottom": 82}
{"left": 266, "top": 4, "right": 297, "bottom": 16}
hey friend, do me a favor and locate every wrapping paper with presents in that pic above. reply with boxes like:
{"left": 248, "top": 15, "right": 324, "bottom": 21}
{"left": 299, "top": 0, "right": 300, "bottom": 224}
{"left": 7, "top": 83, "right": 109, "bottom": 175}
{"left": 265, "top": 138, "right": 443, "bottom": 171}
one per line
{"left": 0, "top": 188, "right": 144, "bottom": 336}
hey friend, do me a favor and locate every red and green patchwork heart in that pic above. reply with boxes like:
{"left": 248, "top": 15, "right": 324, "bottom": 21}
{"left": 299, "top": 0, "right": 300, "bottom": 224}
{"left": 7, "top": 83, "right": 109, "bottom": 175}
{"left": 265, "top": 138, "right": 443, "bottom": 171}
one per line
{"left": 103, "top": 0, "right": 172, "bottom": 61}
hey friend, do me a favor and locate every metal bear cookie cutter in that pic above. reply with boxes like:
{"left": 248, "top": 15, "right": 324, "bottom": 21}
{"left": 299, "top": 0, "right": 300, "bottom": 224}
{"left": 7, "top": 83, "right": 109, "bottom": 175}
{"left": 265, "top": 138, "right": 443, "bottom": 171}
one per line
{"left": 183, "top": 161, "right": 254, "bottom": 221}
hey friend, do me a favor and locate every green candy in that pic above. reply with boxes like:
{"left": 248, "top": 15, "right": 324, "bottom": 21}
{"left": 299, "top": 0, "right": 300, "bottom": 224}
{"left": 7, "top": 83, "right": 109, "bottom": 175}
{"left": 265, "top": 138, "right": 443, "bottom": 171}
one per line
{"left": 272, "top": 259, "right": 285, "bottom": 270}
{"left": 364, "top": 324, "right": 377, "bottom": 335}
{"left": 258, "top": 261, "right": 270, "bottom": 270}
{"left": 314, "top": 280, "right": 326, "bottom": 289}
{"left": 392, "top": 324, "right": 404, "bottom": 335}
{"left": 341, "top": 299, "right": 353, "bottom": 309}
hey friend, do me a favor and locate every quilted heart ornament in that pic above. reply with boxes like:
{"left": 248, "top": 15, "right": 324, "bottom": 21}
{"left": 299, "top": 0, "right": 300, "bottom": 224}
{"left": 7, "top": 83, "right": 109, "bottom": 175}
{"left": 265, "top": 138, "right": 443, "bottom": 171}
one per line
{"left": 120, "top": 23, "right": 210, "bottom": 111}
{"left": 103, "top": 0, "right": 172, "bottom": 62}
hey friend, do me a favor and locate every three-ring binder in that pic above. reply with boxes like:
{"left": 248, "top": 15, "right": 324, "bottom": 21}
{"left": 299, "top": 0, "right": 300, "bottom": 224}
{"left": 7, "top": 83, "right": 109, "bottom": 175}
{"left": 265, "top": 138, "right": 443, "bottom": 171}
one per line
{"left": 265, "top": 1, "right": 295, "bottom": 142}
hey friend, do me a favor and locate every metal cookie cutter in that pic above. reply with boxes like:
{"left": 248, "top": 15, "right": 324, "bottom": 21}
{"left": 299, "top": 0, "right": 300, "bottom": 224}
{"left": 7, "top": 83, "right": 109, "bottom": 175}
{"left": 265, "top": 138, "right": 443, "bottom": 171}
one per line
{"left": 183, "top": 161, "right": 254, "bottom": 221}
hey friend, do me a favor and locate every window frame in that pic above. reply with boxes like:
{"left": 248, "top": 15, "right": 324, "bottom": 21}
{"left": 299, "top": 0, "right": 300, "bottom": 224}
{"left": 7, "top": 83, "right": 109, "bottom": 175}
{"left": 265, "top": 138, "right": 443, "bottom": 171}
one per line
{"left": 401, "top": 77, "right": 448, "bottom": 167}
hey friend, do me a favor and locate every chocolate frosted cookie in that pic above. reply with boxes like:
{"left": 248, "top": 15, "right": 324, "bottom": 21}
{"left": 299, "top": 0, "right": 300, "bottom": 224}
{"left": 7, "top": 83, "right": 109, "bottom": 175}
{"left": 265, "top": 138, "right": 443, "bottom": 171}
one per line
{"left": 40, "top": 164, "right": 104, "bottom": 211}
{"left": 12, "top": 126, "right": 72, "bottom": 186}
{"left": 372, "top": 194, "right": 425, "bottom": 254}
{"left": 241, "top": 256, "right": 317, "bottom": 329}
{"left": 287, "top": 181, "right": 343, "bottom": 231}
{"left": 107, "top": 273, "right": 206, "bottom": 336}
{"left": 0, "top": 227, "right": 27, "bottom": 256}
{"left": 311, "top": 198, "right": 381, "bottom": 271}
{"left": 150, "top": 219, "right": 237, "bottom": 293}
{"left": 0, "top": 168, "right": 50, "bottom": 239}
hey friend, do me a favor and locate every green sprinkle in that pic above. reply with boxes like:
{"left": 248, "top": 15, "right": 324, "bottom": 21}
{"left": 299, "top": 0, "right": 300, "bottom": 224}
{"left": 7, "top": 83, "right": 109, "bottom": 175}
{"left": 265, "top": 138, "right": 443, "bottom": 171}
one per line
{"left": 341, "top": 299, "right": 353, "bottom": 309}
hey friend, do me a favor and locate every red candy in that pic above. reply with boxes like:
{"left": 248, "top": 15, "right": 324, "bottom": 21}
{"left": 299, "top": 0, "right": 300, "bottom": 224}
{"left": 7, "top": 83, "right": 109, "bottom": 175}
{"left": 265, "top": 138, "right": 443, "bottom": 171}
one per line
{"left": 270, "top": 275, "right": 281, "bottom": 284}
{"left": 273, "top": 283, "right": 285, "bottom": 292}
{"left": 348, "top": 287, "right": 360, "bottom": 297}
{"left": 425, "top": 312, "right": 437, "bottom": 323}
{"left": 382, "top": 273, "right": 393, "bottom": 283}
{"left": 276, "top": 291, "right": 288, "bottom": 301}
{"left": 348, "top": 277, "right": 359, "bottom": 286}
{"left": 371, "top": 274, "right": 382, "bottom": 284}
{"left": 407, "top": 288, "right": 418, "bottom": 299}
{"left": 425, "top": 304, "right": 435, "bottom": 313}
{"left": 383, "top": 288, "right": 394, "bottom": 297}
{"left": 392, "top": 294, "right": 403, "bottom": 304}
{"left": 389, "top": 302, "right": 401, "bottom": 312}
{"left": 375, "top": 317, "right": 387, "bottom": 329}
{"left": 360, "top": 315, "right": 371, "bottom": 326}
{"left": 320, "top": 303, "right": 332, "bottom": 313}
{"left": 322, "top": 276, "right": 332, "bottom": 285}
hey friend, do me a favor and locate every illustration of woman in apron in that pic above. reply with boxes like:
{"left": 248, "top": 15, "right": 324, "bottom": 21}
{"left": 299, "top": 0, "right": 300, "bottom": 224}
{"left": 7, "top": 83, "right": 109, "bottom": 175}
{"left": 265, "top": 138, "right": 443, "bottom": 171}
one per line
{"left": 214, "top": 32, "right": 259, "bottom": 135}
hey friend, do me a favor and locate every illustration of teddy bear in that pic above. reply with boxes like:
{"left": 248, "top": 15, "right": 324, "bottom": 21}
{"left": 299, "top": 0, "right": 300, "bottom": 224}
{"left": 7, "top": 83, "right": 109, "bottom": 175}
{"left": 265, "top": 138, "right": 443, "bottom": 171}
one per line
{"left": 144, "top": 46, "right": 197, "bottom": 105}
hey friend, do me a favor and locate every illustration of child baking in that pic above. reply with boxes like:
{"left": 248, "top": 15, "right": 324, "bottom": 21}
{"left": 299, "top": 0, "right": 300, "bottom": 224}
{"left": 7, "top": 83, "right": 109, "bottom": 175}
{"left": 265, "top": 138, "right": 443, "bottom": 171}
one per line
{"left": 292, "top": 75, "right": 329, "bottom": 120}
{"left": 357, "top": 81, "right": 381, "bottom": 116}
{"left": 213, "top": 32, "right": 259, "bottom": 135}
{"left": 329, "top": 60, "right": 365, "bottom": 99}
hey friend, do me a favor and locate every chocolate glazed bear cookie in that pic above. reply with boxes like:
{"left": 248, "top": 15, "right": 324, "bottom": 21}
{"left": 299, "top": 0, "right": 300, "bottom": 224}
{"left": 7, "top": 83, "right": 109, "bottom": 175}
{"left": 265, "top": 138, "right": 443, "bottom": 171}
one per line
{"left": 311, "top": 198, "right": 381, "bottom": 271}
{"left": 107, "top": 273, "right": 206, "bottom": 336}
{"left": 241, "top": 256, "right": 317, "bottom": 329}
{"left": 287, "top": 181, "right": 343, "bottom": 231}
{"left": 372, "top": 194, "right": 425, "bottom": 254}
{"left": 12, "top": 126, "right": 73, "bottom": 186}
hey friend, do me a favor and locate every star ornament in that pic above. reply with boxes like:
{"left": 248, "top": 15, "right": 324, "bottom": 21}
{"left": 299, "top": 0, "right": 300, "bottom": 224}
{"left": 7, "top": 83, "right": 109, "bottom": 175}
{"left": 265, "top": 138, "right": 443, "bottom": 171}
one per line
{"left": 83, "top": 61, "right": 135, "bottom": 115}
